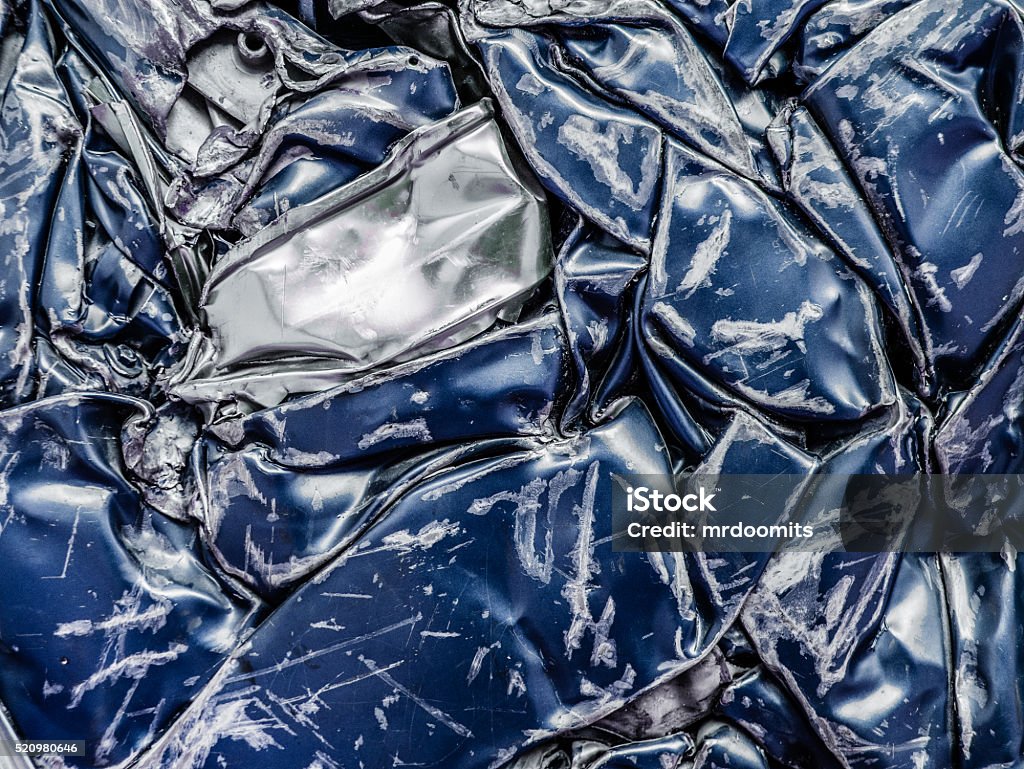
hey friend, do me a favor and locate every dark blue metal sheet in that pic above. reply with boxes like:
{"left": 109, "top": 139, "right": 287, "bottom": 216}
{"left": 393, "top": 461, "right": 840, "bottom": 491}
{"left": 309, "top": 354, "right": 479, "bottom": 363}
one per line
{"left": 475, "top": 28, "right": 662, "bottom": 252}
{"left": 803, "top": 0, "right": 1024, "bottom": 388}
{"left": 641, "top": 140, "right": 895, "bottom": 424}
{"left": 0, "top": 1, "right": 1023, "bottom": 768}
{"left": 0, "top": 393, "right": 258, "bottom": 766}
{"left": 199, "top": 314, "right": 570, "bottom": 599}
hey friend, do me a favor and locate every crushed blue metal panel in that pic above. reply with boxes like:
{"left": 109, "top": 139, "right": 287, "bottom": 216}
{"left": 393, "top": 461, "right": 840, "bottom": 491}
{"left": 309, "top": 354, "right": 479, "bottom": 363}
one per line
{"left": 0, "top": 1, "right": 1023, "bottom": 768}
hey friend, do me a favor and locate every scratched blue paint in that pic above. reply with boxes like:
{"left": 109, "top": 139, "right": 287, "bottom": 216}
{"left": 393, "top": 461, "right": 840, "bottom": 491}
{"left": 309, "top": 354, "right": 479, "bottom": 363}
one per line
{"left": 0, "top": 1, "right": 1022, "bottom": 768}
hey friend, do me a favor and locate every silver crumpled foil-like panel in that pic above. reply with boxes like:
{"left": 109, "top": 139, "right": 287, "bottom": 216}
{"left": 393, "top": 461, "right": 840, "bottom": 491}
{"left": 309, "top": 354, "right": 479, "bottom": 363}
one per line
{"left": 1, "top": 0, "right": 1024, "bottom": 768}
{"left": 175, "top": 100, "right": 552, "bottom": 411}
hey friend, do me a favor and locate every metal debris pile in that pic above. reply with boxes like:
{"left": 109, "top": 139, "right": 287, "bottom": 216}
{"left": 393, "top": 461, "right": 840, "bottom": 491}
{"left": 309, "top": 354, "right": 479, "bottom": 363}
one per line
{"left": 0, "top": 0, "right": 1022, "bottom": 767}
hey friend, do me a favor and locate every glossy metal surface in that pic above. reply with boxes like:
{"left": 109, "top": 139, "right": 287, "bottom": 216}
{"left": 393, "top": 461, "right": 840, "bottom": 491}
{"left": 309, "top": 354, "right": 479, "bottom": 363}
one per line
{"left": 2, "top": 0, "right": 1024, "bottom": 768}
{"left": 174, "top": 101, "right": 552, "bottom": 411}
{"left": 0, "top": 394, "right": 258, "bottom": 767}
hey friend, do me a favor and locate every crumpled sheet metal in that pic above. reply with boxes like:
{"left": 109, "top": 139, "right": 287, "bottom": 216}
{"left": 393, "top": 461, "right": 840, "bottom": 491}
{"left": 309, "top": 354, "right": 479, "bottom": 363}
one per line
{"left": 198, "top": 313, "right": 571, "bottom": 599}
{"left": 0, "top": 394, "right": 259, "bottom": 767}
{"left": 0, "top": 6, "right": 182, "bottom": 410}
{"left": 642, "top": 138, "right": 895, "bottom": 423}
{"left": 173, "top": 100, "right": 553, "bottom": 411}
{"left": 4, "top": 0, "right": 1024, "bottom": 769}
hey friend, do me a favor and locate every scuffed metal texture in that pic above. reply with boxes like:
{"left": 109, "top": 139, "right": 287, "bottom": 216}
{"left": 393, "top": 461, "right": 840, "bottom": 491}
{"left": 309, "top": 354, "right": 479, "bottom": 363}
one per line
{"left": 0, "top": 0, "right": 1022, "bottom": 768}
